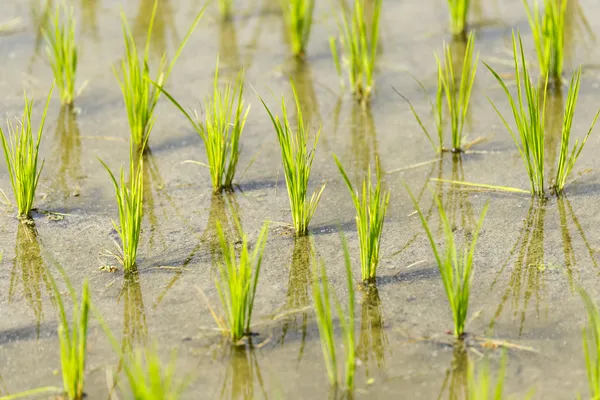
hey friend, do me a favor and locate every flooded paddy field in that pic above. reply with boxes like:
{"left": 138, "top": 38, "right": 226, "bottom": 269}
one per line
{"left": 1, "top": 0, "right": 600, "bottom": 398}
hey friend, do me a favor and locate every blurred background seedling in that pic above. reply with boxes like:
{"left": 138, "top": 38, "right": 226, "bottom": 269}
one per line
{"left": 282, "top": 0, "right": 315, "bottom": 58}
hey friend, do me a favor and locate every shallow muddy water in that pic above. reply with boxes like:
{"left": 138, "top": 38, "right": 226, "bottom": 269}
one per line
{"left": 2, "top": 0, "right": 600, "bottom": 398}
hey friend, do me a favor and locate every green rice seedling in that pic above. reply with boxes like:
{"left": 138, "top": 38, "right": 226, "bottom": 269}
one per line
{"left": 447, "top": 0, "right": 471, "bottom": 37}
{"left": 333, "top": 155, "right": 390, "bottom": 283}
{"left": 467, "top": 354, "right": 507, "bottom": 400}
{"left": 523, "top": 0, "right": 567, "bottom": 81}
{"left": 330, "top": 0, "right": 382, "bottom": 104}
{"left": 406, "top": 184, "right": 488, "bottom": 338}
{"left": 312, "top": 234, "right": 356, "bottom": 391}
{"left": 44, "top": 1, "right": 78, "bottom": 105}
{"left": 578, "top": 286, "right": 600, "bottom": 400}
{"left": 282, "top": 0, "right": 315, "bottom": 58}
{"left": 400, "top": 32, "right": 478, "bottom": 154}
{"left": 99, "top": 149, "right": 144, "bottom": 272}
{"left": 257, "top": 80, "right": 325, "bottom": 236}
{"left": 210, "top": 220, "right": 269, "bottom": 342}
{"left": 115, "top": 1, "right": 205, "bottom": 151}
{"left": 153, "top": 59, "right": 249, "bottom": 192}
{"left": 485, "top": 32, "right": 599, "bottom": 196}
{"left": 0, "top": 86, "right": 53, "bottom": 221}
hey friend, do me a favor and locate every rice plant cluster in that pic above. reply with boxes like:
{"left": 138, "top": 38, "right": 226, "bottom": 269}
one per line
{"left": 282, "top": 0, "right": 315, "bottom": 58}
{"left": 447, "top": 0, "right": 471, "bottom": 37}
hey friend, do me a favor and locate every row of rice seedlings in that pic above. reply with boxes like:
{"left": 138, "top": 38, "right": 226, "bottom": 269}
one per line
{"left": 210, "top": 220, "right": 269, "bottom": 342}
{"left": 407, "top": 184, "right": 488, "bottom": 338}
{"left": 330, "top": 0, "right": 382, "bottom": 105}
{"left": 334, "top": 155, "right": 390, "bottom": 283}
{"left": 523, "top": 0, "right": 567, "bottom": 81}
{"left": 115, "top": 2, "right": 205, "bottom": 151}
{"left": 404, "top": 33, "right": 478, "bottom": 154}
{"left": 0, "top": 86, "right": 53, "bottom": 221}
{"left": 44, "top": 1, "right": 78, "bottom": 106}
{"left": 99, "top": 146, "right": 144, "bottom": 272}
{"left": 485, "top": 32, "right": 599, "bottom": 197}
{"left": 447, "top": 0, "right": 471, "bottom": 37}
{"left": 156, "top": 58, "right": 249, "bottom": 192}
{"left": 282, "top": 0, "right": 315, "bottom": 58}
{"left": 257, "top": 80, "right": 325, "bottom": 236}
{"left": 312, "top": 235, "right": 356, "bottom": 392}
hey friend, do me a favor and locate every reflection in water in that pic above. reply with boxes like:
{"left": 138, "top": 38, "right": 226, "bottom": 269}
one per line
{"left": 28, "top": 0, "right": 53, "bottom": 68}
{"left": 349, "top": 103, "right": 380, "bottom": 180}
{"left": 117, "top": 268, "right": 148, "bottom": 354}
{"left": 356, "top": 286, "right": 388, "bottom": 380}
{"left": 564, "top": 0, "right": 595, "bottom": 68}
{"left": 8, "top": 224, "right": 53, "bottom": 337}
{"left": 202, "top": 192, "right": 242, "bottom": 256}
{"left": 444, "top": 157, "right": 476, "bottom": 236}
{"left": 218, "top": 18, "right": 242, "bottom": 77}
{"left": 544, "top": 85, "right": 563, "bottom": 178}
{"left": 219, "top": 344, "right": 267, "bottom": 400}
{"left": 288, "top": 60, "right": 321, "bottom": 133}
{"left": 438, "top": 343, "right": 469, "bottom": 400}
{"left": 141, "top": 150, "right": 167, "bottom": 253}
{"left": 133, "top": 0, "right": 178, "bottom": 60}
{"left": 50, "top": 106, "right": 82, "bottom": 200}
{"left": 277, "top": 237, "right": 312, "bottom": 363}
{"left": 489, "top": 199, "right": 547, "bottom": 336}
{"left": 80, "top": 0, "right": 99, "bottom": 40}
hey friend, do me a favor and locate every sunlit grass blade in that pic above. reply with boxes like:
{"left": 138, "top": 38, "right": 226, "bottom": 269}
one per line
{"left": 553, "top": 68, "right": 599, "bottom": 195}
{"left": 99, "top": 148, "right": 144, "bottom": 272}
{"left": 333, "top": 155, "right": 390, "bottom": 283}
{"left": 256, "top": 79, "right": 325, "bottom": 236}
{"left": 312, "top": 234, "right": 356, "bottom": 391}
{"left": 406, "top": 183, "right": 488, "bottom": 338}
{"left": 44, "top": 1, "right": 78, "bottom": 105}
{"left": 0, "top": 86, "right": 53, "bottom": 221}
{"left": 152, "top": 58, "right": 249, "bottom": 192}
{"left": 578, "top": 286, "right": 600, "bottom": 400}
{"left": 330, "top": 0, "right": 382, "bottom": 104}
{"left": 447, "top": 0, "right": 470, "bottom": 37}
{"left": 281, "top": 0, "right": 315, "bottom": 58}
{"left": 523, "top": 0, "right": 567, "bottom": 81}
{"left": 211, "top": 220, "right": 269, "bottom": 342}
{"left": 114, "top": 1, "right": 205, "bottom": 151}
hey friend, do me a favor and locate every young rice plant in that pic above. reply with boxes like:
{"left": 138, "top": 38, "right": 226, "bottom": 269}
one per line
{"left": 210, "top": 220, "right": 269, "bottom": 342}
{"left": 44, "top": 1, "right": 78, "bottom": 105}
{"left": 485, "top": 32, "right": 599, "bottom": 196}
{"left": 312, "top": 234, "right": 356, "bottom": 392}
{"left": 334, "top": 155, "right": 390, "bottom": 283}
{"left": 406, "top": 184, "right": 488, "bottom": 339}
{"left": 403, "top": 32, "right": 478, "bottom": 154}
{"left": 155, "top": 59, "right": 249, "bottom": 192}
{"left": 282, "top": 0, "right": 315, "bottom": 58}
{"left": 115, "top": 2, "right": 205, "bottom": 151}
{"left": 523, "top": 0, "right": 567, "bottom": 81}
{"left": 447, "top": 0, "right": 471, "bottom": 37}
{"left": 330, "top": 0, "right": 382, "bottom": 104}
{"left": 99, "top": 148, "right": 144, "bottom": 272}
{"left": 0, "top": 86, "right": 53, "bottom": 221}
{"left": 257, "top": 80, "right": 325, "bottom": 236}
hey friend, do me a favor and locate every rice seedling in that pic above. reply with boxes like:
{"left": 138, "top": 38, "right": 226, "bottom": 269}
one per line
{"left": 330, "top": 0, "right": 382, "bottom": 104}
{"left": 114, "top": 1, "right": 205, "bottom": 151}
{"left": 281, "top": 0, "right": 315, "bottom": 58}
{"left": 467, "top": 353, "right": 507, "bottom": 400}
{"left": 153, "top": 59, "right": 249, "bottom": 192}
{"left": 209, "top": 220, "right": 269, "bottom": 342}
{"left": 399, "top": 32, "right": 478, "bottom": 154}
{"left": 0, "top": 86, "right": 53, "bottom": 221}
{"left": 484, "top": 32, "right": 599, "bottom": 196}
{"left": 44, "top": 1, "right": 78, "bottom": 105}
{"left": 256, "top": 80, "right": 325, "bottom": 236}
{"left": 406, "top": 184, "right": 488, "bottom": 338}
{"left": 447, "top": 0, "right": 471, "bottom": 37}
{"left": 578, "top": 286, "right": 600, "bottom": 400}
{"left": 523, "top": 0, "right": 567, "bottom": 81}
{"left": 99, "top": 148, "right": 144, "bottom": 272}
{"left": 333, "top": 155, "right": 390, "bottom": 283}
{"left": 312, "top": 234, "right": 356, "bottom": 391}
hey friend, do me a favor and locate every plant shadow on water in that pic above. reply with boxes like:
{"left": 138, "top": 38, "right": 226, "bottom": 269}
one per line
{"left": 8, "top": 223, "right": 54, "bottom": 338}
{"left": 218, "top": 343, "right": 267, "bottom": 400}
{"left": 276, "top": 236, "right": 312, "bottom": 364}
{"left": 117, "top": 267, "right": 148, "bottom": 355}
{"left": 356, "top": 285, "right": 388, "bottom": 382}
{"left": 133, "top": 0, "right": 178, "bottom": 61}
{"left": 438, "top": 342, "right": 469, "bottom": 400}
{"left": 49, "top": 106, "right": 82, "bottom": 202}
